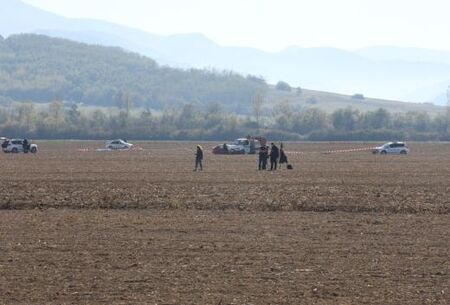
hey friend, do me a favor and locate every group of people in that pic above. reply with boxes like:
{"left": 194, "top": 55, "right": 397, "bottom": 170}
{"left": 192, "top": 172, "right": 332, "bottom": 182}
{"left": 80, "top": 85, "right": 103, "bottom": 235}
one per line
{"left": 258, "top": 143, "right": 288, "bottom": 171}
{"left": 194, "top": 143, "right": 289, "bottom": 171}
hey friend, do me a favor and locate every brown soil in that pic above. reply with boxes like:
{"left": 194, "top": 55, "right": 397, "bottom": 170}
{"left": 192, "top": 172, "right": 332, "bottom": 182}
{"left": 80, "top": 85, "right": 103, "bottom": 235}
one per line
{"left": 0, "top": 141, "right": 449, "bottom": 304}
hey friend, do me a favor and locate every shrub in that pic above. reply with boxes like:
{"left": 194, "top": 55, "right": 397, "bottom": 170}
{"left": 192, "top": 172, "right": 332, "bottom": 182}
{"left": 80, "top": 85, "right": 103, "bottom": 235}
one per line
{"left": 352, "top": 94, "right": 365, "bottom": 100}
{"left": 276, "top": 81, "right": 292, "bottom": 92}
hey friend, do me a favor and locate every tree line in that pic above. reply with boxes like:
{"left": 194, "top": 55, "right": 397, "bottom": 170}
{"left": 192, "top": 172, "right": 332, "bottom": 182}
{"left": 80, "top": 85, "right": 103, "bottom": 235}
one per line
{"left": 0, "top": 34, "right": 267, "bottom": 113}
{"left": 0, "top": 101, "right": 448, "bottom": 141}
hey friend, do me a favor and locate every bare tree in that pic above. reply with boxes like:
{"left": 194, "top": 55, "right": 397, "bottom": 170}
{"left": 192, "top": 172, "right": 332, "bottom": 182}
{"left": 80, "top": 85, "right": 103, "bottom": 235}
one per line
{"left": 116, "top": 91, "right": 133, "bottom": 118}
{"left": 49, "top": 100, "right": 64, "bottom": 127}
{"left": 124, "top": 92, "right": 133, "bottom": 118}
{"left": 252, "top": 93, "right": 265, "bottom": 131}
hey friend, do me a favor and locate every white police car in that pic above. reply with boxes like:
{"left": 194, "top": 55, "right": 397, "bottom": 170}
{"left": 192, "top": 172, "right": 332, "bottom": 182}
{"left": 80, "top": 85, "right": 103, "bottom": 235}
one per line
{"left": 2, "top": 139, "right": 38, "bottom": 153}
{"left": 373, "top": 142, "right": 409, "bottom": 155}
{"left": 106, "top": 139, "right": 133, "bottom": 150}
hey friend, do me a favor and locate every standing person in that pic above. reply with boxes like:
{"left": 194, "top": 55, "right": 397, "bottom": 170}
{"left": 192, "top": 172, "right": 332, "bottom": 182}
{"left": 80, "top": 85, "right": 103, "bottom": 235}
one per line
{"left": 258, "top": 145, "right": 267, "bottom": 170}
{"left": 269, "top": 143, "right": 279, "bottom": 171}
{"left": 194, "top": 145, "right": 204, "bottom": 171}
{"left": 262, "top": 145, "right": 269, "bottom": 170}
{"left": 23, "top": 139, "right": 29, "bottom": 153}
{"left": 279, "top": 143, "right": 288, "bottom": 169}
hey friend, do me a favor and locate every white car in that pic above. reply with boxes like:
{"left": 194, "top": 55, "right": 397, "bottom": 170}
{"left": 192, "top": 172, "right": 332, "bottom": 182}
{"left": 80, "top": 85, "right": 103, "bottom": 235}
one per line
{"left": 223, "top": 139, "right": 250, "bottom": 154}
{"left": 213, "top": 138, "right": 261, "bottom": 155}
{"left": 106, "top": 139, "right": 133, "bottom": 150}
{"left": 2, "top": 139, "right": 38, "bottom": 153}
{"left": 373, "top": 142, "right": 409, "bottom": 155}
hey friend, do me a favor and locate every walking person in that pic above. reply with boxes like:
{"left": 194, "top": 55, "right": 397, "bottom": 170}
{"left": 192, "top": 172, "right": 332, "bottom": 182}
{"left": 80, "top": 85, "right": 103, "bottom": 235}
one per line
{"left": 279, "top": 143, "right": 288, "bottom": 169}
{"left": 194, "top": 145, "right": 204, "bottom": 171}
{"left": 269, "top": 143, "right": 280, "bottom": 171}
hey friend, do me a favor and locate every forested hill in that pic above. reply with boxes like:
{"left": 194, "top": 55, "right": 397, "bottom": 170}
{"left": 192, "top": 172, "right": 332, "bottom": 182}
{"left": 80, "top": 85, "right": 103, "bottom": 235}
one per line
{"left": 0, "top": 34, "right": 267, "bottom": 112}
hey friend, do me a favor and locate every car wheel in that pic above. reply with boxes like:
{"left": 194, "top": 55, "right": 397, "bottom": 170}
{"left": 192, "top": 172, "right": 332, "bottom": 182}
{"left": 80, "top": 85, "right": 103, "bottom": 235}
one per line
{"left": 400, "top": 150, "right": 407, "bottom": 155}
{"left": 380, "top": 150, "right": 387, "bottom": 155}
{"left": 31, "top": 147, "right": 37, "bottom": 154}
{"left": 12, "top": 148, "right": 18, "bottom": 153}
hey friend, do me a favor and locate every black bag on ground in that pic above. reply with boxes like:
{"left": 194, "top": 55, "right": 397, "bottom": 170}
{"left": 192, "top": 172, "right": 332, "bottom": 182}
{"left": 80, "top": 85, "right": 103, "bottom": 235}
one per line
{"left": 287, "top": 164, "right": 293, "bottom": 170}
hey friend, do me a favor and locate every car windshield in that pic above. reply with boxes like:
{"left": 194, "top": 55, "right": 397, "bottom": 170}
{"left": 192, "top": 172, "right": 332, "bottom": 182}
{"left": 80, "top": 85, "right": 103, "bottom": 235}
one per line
{"left": 235, "top": 139, "right": 249, "bottom": 145}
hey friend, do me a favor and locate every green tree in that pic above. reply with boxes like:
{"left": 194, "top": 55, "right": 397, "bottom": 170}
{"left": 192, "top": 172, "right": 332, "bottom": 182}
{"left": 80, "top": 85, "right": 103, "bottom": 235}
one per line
{"left": 67, "top": 103, "right": 81, "bottom": 125}
{"left": 332, "top": 107, "right": 360, "bottom": 131}
{"left": 252, "top": 93, "right": 265, "bottom": 131}
{"left": 361, "top": 108, "right": 390, "bottom": 130}
{"left": 276, "top": 81, "right": 292, "bottom": 92}
{"left": 177, "top": 104, "right": 200, "bottom": 129}
{"left": 273, "top": 99, "right": 294, "bottom": 131}
{"left": 48, "top": 100, "right": 65, "bottom": 128}
{"left": 293, "top": 108, "right": 329, "bottom": 135}
{"left": 117, "top": 92, "right": 133, "bottom": 118}
{"left": 204, "top": 102, "right": 224, "bottom": 128}
{"left": 412, "top": 111, "right": 431, "bottom": 132}
{"left": 432, "top": 114, "right": 449, "bottom": 135}
{"left": 17, "top": 102, "right": 37, "bottom": 131}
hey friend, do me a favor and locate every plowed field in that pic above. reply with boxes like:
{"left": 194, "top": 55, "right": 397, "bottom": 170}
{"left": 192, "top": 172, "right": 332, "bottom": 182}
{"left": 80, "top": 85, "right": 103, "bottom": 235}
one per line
{"left": 1, "top": 141, "right": 449, "bottom": 304}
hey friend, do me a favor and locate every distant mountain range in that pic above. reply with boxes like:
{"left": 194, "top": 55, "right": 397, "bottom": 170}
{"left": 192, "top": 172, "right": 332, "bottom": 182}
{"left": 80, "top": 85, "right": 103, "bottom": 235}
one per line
{"left": 1, "top": 0, "right": 450, "bottom": 106}
{"left": 0, "top": 34, "right": 444, "bottom": 116}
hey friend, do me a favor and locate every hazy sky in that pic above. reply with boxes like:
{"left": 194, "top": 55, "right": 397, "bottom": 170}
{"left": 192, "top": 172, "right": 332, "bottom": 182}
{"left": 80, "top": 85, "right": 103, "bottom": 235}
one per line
{"left": 23, "top": 0, "right": 450, "bottom": 52}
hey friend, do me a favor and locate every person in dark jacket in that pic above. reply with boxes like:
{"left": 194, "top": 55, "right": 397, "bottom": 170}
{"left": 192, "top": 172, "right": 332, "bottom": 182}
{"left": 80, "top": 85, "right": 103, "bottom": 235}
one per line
{"left": 1, "top": 139, "right": 9, "bottom": 149}
{"left": 23, "top": 139, "right": 29, "bottom": 153}
{"left": 269, "top": 143, "right": 280, "bottom": 171}
{"left": 194, "top": 145, "right": 204, "bottom": 171}
{"left": 258, "top": 145, "right": 268, "bottom": 170}
{"left": 263, "top": 145, "right": 269, "bottom": 169}
{"left": 223, "top": 143, "right": 228, "bottom": 154}
{"left": 279, "top": 143, "right": 288, "bottom": 168}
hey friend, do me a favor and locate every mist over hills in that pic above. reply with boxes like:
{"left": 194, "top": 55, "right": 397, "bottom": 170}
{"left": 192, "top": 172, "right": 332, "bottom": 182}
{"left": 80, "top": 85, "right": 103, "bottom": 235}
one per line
{"left": 0, "top": 34, "right": 444, "bottom": 117}
{"left": 1, "top": 0, "right": 450, "bottom": 106}
{"left": 356, "top": 46, "right": 450, "bottom": 66}
{"left": 0, "top": 34, "right": 267, "bottom": 112}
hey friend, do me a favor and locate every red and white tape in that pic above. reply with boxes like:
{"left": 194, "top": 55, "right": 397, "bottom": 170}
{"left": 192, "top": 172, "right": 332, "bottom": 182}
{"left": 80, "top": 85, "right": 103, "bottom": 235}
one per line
{"left": 286, "top": 147, "right": 375, "bottom": 155}
{"left": 78, "top": 146, "right": 144, "bottom": 152}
